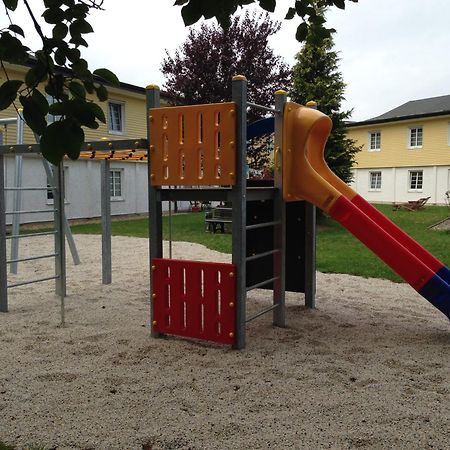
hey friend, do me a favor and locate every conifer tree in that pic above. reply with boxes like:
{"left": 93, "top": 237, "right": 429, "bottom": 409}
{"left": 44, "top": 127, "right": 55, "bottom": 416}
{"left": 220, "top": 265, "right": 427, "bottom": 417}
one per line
{"left": 291, "top": 29, "right": 361, "bottom": 183}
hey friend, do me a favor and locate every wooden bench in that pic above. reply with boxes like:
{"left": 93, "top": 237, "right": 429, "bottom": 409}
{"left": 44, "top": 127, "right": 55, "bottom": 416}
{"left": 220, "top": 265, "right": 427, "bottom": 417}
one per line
{"left": 205, "top": 207, "right": 232, "bottom": 233}
{"left": 393, "top": 196, "right": 431, "bottom": 211}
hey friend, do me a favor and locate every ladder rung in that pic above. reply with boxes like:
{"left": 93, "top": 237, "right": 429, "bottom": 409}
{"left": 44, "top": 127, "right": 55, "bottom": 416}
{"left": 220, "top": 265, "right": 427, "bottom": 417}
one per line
{"left": 246, "top": 276, "right": 279, "bottom": 292}
{"left": 8, "top": 275, "right": 59, "bottom": 289}
{"left": 246, "top": 249, "right": 280, "bottom": 262}
{"left": 246, "top": 220, "right": 281, "bottom": 231}
{"left": 7, "top": 253, "right": 58, "bottom": 264}
{"left": 5, "top": 209, "right": 57, "bottom": 215}
{"left": 6, "top": 231, "right": 57, "bottom": 239}
{"left": 246, "top": 304, "right": 280, "bottom": 323}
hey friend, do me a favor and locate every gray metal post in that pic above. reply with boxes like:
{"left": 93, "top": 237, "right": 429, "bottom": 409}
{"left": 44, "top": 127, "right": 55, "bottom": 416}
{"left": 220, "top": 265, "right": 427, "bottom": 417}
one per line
{"left": 53, "top": 162, "right": 66, "bottom": 324}
{"left": 0, "top": 154, "right": 8, "bottom": 312}
{"left": 231, "top": 75, "right": 248, "bottom": 349}
{"left": 272, "top": 90, "right": 287, "bottom": 326}
{"left": 304, "top": 101, "right": 318, "bottom": 308}
{"left": 146, "top": 85, "right": 162, "bottom": 338}
{"left": 9, "top": 113, "right": 24, "bottom": 274}
{"left": 42, "top": 154, "right": 80, "bottom": 266}
{"left": 101, "top": 159, "right": 112, "bottom": 284}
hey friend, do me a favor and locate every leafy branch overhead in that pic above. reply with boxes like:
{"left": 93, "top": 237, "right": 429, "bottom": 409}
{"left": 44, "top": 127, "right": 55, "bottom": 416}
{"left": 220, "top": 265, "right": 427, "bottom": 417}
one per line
{"left": 174, "top": 0, "right": 359, "bottom": 44}
{"left": 0, "top": 0, "right": 119, "bottom": 164}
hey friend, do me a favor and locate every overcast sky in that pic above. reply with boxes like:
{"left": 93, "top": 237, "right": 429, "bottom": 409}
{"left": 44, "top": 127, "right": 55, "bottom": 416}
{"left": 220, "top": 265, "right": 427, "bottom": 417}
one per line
{"left": 3, "top": 0, "right": 450, "bottom": 121}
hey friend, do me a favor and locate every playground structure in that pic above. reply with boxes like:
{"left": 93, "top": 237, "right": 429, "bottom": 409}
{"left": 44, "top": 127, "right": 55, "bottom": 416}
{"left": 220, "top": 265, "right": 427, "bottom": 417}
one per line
{"left": 1, "top": 75, "right": 448, "bottom": 349}
{"left": 147, "top": 76, "right": 449, "bottom": 349}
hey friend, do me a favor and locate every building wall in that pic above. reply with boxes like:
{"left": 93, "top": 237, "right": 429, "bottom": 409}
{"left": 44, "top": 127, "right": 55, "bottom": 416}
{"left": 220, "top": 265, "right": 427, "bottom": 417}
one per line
{"left": 0, "top": 64, "right": 149, "bottom": 146}
{"left": 349, "top": 166, "right": 450, "bottom": 204}
{"left": 348, "top": 115, "right": 450, "bottom": 169}
{"left": 3, "top": 156, "right": 189, "bottom": 225}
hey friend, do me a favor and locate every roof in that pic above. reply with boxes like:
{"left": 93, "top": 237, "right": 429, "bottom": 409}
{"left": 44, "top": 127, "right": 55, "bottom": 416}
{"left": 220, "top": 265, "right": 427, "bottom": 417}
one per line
{"left": 348, "top": 94, "right": 450, "bottom": 127}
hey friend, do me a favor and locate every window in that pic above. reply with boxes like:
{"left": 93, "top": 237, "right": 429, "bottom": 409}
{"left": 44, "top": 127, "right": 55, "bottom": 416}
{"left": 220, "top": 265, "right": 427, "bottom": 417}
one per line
{"left": 369, "top": 131, "right": 381, "bottom": 151}
{"left": 369, "top": 171, "right": 382, "bottom": 190}
{"left": 108, "top": 101, "right": 125, "bottom": 134}
{"left": 110, "top": 169, "right": 122, "bottom": 199}
{"left": 409, "top": 126, "right": 423, "bottom": 148}
{"left": 409, "top": 170, "right": 423, "bottom": 191}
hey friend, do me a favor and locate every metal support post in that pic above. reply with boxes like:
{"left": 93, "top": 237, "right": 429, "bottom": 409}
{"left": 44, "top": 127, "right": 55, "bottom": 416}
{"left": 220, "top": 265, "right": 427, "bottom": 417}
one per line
{"left": 304, "top": 101, "right": 317, "bottom": 308}
{"left": 53, "top": 163, "right": 66, "bottom": 324}
{"left": 231, "top": 75, "right": 248, "bottom": 349}
{"left": 0, "top": 154, "right": 8, "bottom": 312}
{"left": 272, "top": 90, "right": 287, "bottom": 326}
{"left": 146, "top": 84, "right": 162, "bottom": 338}
{"left": 101, "top": 159, "right": 112, "bottom": 284}
{"left": 42, "top": 159, "right": 80, "bottom": 266}
{"left": 9, "top": 113, "right": 24, "bottom": 274}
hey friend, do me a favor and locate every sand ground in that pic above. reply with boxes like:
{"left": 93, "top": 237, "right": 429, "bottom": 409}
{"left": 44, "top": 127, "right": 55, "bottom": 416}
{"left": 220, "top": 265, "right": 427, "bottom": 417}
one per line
{"left": 0, "top": 235, "right": 449, "bottom": 450}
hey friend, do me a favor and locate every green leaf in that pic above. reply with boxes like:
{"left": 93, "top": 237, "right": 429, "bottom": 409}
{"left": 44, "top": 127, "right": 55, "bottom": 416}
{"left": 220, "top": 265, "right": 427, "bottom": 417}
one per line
{"left": 54, "top": 48, "right": 66, "bottom": 65}
{"left": 52, "top": 22, "right": 68, "bottom": 40}
{"left": 25, "top": 63, "right": 48, "bottom": 88}
{"left": 174, "top": 0, "right": 189, "bottom": 5}
{"left": 31, "top": 89, "right": 49, "bottom": 115}
{"left": 94, "top": 83, "right": 108, "bottom": 102}
{"left": 41, "top": 119, "right": 84, "bottom": 164}
{"left": 258, "top": 0, "right": 276, "bottom": 12}
{"left": 8, "top": 24, "right": 24, "bottom": 37}
{"left": 19, "top": 95, "right": 48, "bottom": 135}
{"left": 71, "top": 58, "right": 89, "bottom": 77}
{"left": 69, "top": 35, "right": 88, "bottom": 47}
{"left": 83, "top": 79, "right": 95, "bottom": 94}
{"left": 86, "top": 102, "right": 106, "bottom": 123}
{"left": 66, "top": 47, "right": 80, "bottom": 63}
{"left": 42, "top": 7, "right": 66, "bottom": 24}
{"left": 181, "top": 0, "right": 203, "bottom": 26}
{"left": 44, "top": 0, "right": 64, "bottom": 7}
{"left": 0, "top": 79, "right": 22, "bottom": 110}
{"left": 0, "top": 33, "right": 29, "bottom": 64}
{"left": 3, "top": 0, "right": 18, "bottom": 11}
{"left": 93, "top": 68, "right": 119, "bottom": 86}
{"left": 70, "top": 19, "right": 94, "bottom": 35}
{"left": 48, "top": 102, "right": 67, "bottom": 116}
{"left": 295, "top": 21, "right": 308, "bottom": 41}
{"left": 333, "top": 0, "right": 346, "bottom": 9}
{"left": 68, "top": 3, "right": 89, "bottom": 19}
{"left": 68, "top": 81, "right": 86, "bottom": 99}
{"left": 285, "top": 7, "right": 296, "bottom": 19}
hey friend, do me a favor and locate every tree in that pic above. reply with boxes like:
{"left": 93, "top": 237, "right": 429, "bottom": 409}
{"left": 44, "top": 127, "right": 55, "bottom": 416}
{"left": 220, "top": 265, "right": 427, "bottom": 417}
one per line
{"left": 162, "top": 12, "right": 290, "bottom": 171}
{"left": 0, "top": 0, "right": 119, "bottom": 164}
{"left": 290, "top": 22, "right": 361, "bottom": 184}
{"left": 0, "top": 0, "right": 359, "bottom": 165}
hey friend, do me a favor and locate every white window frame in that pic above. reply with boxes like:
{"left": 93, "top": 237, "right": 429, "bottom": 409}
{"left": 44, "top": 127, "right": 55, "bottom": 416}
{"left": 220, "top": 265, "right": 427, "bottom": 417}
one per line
{"left": 408, "top": 170, "right": 423, "bottom": 192}
{"left": 110, "top": 168, "right": 124, "bottom": 201}
{"left": 369, "top": 171, "right": 382, "bottom": 191}
{"left": 368, "top": 130, "right": 381, "bottom": 151}
{"left": 108, "top": 101, "right": 125, "bottom": 135}
{"left": 408, "top": 126, "right": 423, "bottom": 149}
{"left": 47, "top": 167, "right": 69, "bottom": 205}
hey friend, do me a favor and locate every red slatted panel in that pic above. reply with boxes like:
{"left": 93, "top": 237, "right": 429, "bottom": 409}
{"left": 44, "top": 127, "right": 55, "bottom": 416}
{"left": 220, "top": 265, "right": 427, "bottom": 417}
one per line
{"left": 152, "top": 258, "right": 236, "bottom": 345}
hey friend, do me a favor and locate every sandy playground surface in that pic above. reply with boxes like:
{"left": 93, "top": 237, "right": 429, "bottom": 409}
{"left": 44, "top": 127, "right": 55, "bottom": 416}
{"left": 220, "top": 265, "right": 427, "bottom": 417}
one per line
{"left": 0, "top": 235, "right": 449, "bottom": 450}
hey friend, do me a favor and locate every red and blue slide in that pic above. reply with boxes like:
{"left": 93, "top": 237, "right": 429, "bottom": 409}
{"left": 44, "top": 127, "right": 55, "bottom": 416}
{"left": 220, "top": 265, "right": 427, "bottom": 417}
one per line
{"left": 282, "top": 102, "right": 450, "bottom": 320}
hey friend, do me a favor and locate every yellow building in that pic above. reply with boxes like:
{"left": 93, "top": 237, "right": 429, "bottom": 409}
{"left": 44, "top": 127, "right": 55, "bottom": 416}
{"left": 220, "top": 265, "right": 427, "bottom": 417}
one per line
{"left": 347, "top": 95, "right": 450, "bottom": 205}
{"left": 0, "top": 62, "right": 176, "bottom": 224}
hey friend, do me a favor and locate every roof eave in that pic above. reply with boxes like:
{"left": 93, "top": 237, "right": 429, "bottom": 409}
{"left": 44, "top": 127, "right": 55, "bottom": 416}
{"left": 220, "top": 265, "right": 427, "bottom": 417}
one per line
{"left": 347, "top": 110, "right": 450, "bottom": 127}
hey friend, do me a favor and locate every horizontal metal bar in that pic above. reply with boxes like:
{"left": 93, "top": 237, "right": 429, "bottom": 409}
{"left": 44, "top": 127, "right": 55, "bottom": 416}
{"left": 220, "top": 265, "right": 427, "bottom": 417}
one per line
{"left": 7, "top": 253, "right": 58, "bottom": 264}
{"left": 246, "top": 187, "right": 277, "bottom": 201}
{"left": 246, "top": 220, "right": 281, "bottom": 231}
{"left": 5, "top": 209, "right": 56, "bottom": 215}
{"left": 246, "top": 304, "right": 279, "bottom": 323}
{"left": 0, "top": 117, "right": 17, "bottom": 125}
{"left": 246, "top": 276, "right": 279, "bottom": 292}
{"left": 247, "top": 102, "right": 280, "bottom": 114}
{"left": 4, "top": 186, "right": 56, "bottom": 191}
{"left": 8, "top": 275, "right": 59, "bottom": 289}
{"left": 159, "top": 188, "right": 232, "bottom": 202}
{"left": 6, "top": 231, "right": 57, "bottom": 239}
{"left": 246, "top": 249, "right": 280, "bottom": 262}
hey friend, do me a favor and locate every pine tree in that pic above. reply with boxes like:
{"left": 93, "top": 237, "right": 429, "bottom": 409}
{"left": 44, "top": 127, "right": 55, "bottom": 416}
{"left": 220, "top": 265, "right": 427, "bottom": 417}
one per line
{"left": 290, "top": 31, "right": 361, "bottom": 184}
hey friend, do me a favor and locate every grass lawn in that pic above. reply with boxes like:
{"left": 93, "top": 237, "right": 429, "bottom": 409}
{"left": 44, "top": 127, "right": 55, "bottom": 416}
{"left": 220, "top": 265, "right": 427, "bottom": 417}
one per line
{"left": 65, "top": 204, "right": 449, "bottom": 282}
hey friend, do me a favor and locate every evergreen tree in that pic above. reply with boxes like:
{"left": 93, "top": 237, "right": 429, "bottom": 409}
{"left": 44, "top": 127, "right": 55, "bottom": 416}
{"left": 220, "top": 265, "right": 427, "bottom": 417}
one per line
{"left": 290, "top": 30, "right": 361, "bottom": 184}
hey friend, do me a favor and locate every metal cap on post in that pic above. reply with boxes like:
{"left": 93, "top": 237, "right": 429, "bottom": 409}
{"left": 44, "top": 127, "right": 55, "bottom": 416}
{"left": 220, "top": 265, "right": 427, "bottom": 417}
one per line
{"left": 146, "top": 84, "right": 162, "bottom": 338}
{"left": 231, "top": 75, "right": 247, "bottom": 349}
